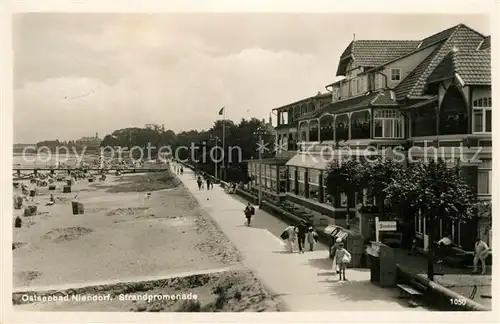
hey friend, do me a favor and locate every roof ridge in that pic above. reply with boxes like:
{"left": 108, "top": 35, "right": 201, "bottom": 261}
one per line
{"left": 405, "top": 25, "right": 464, "bottom": 97}
{"left": 456, "top": 23, "right": 486, "bottom": 39}
{"left": 365, "top": 38, "right": 447, "bottom": 73}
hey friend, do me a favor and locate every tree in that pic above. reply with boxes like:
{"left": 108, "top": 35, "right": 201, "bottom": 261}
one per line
{"left": 384, "top": 159, "right": 476, "bottom": 280}
{"left": 324, "top": 158, "right": 366, "bottom": 229}
{"left": 363, "top": 157, "right": 405, "bottom": 219}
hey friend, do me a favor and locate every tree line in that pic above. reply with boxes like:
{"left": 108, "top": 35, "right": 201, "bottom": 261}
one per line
{"left": 324, "top": 157, "right": 488, "bottom": 280}
{"left": 99, "top": 119, "right": 275, "bottom": 182}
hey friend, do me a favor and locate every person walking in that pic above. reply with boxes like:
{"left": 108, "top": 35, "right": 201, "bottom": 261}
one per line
{"left": 206, "top": 177, "right": 211, "bottom": 190}
{"left": 283, "top": 223, "right": 297, "bottom": 253}
{"left": 244, "top": 203, "right": 255, "bottom": 226}
{"left": 331, "top": 237, "right": 343, "bottom": 274}
{"left": 197, "top": 176, "right": 203, "bottom": 190}
{"left": 307, "top": 226, "right": 318, "bottom": 251}
{"left": 473, "top": 237, "right": 489, "bottom": 275}
{"left": 296, "top": 220, "right": 308, "bottom": 253}
{"left": 180, "top": 167, "right": 183, "bottom": 175}
{"left": 334, "top": 242, "right": 351, "bottom": 281}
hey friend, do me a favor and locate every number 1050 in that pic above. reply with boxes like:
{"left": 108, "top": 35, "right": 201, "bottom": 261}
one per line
{"left": 450, "top": 298, "right": 467, "bottom": 306}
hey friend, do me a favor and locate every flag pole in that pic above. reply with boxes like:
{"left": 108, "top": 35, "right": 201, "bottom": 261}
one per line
{"left": 222, "top": 107, "right": 226, "bottom": 181}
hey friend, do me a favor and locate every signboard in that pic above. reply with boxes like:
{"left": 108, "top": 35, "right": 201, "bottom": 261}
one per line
{"left": 375, "top": 217, "right": 397, "bottom": 243}
{"left": 378, "top": 221, "right": 397, "bottom": 231}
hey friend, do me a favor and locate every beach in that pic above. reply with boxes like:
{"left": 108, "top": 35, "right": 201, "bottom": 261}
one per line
{"left": 12, "top": 165, "right": 283, "bottom": 311}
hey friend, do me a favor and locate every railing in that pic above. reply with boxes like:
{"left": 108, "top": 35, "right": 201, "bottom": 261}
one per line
{"left": 297, "top": 141, "right": 336, "bottom": 152}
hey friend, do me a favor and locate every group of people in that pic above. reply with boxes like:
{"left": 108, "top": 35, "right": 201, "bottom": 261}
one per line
{"left": 174, "top": 165, "right": 183, "bottom": 175}
{"left": 225, "top": 182, "right": 237, "bottom": 194}
{"left": 280, "top": 221, "right": 351, "bottom": 281}
{"left": 282, "top": 220, "right": 319, "bottom": 253}
{"left": 196, "top": 173, "right": 213, "bottom": 190}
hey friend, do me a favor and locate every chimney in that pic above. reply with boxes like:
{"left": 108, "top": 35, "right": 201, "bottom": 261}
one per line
{"left": 95, "top": 132, "right": 98, "bottom": 138}
{"left": 268, "top": 113, "right": 272, "bottom": 125}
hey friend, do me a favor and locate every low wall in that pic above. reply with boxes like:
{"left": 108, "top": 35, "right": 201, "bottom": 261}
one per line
{"left": 234, "top": 189, "right": 332, "bottom": 246}
{"left": 396, "top": 265, "right": 489, "bottom": 311}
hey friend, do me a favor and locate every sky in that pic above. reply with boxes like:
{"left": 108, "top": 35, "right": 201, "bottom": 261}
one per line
{"left": 13, "top": 13, "right": 489, "bottom": 143}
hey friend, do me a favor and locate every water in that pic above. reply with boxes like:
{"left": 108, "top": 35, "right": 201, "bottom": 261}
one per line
{"left": 12, "top": 153, "right": 88, "bottom": 168}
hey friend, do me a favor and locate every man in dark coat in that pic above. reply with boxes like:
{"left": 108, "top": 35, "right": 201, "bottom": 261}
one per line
{"left": 297, "top": 220, "right": 308, "bottom": 253}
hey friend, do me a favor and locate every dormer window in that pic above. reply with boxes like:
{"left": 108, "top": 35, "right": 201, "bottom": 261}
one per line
{"left": 390, "top": 68, "right": 401, "bottom": 81}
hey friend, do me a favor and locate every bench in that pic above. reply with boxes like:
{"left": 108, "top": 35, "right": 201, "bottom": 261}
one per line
{"left": 397, "top": 283, "right": 423, "bottom": 301}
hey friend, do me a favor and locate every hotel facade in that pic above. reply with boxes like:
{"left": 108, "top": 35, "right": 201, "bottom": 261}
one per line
{"left": 246, "top": 24, "right": 492, "bottom": 250}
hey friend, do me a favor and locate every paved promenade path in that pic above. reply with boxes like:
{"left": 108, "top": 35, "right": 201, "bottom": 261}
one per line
{"left": 175, "top": 166, "right": 423, "bottom": 311}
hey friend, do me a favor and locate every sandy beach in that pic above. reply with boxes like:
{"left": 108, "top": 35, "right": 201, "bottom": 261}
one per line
{"left": 12, "top": 166, "right": 283, "bottom": 311}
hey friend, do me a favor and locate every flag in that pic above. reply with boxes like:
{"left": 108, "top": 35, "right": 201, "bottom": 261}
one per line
{"left": 218, "top": 107, "right": 225, "bottom": 115}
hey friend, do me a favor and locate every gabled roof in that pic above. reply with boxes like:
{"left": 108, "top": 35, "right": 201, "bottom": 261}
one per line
{"left": 395, "top": 24, "right": 486, "bottom": 99}
{"left": 427, "top": 48, "right": 491, "bottom": 86}
{"left": 297, "top": 90, "right": 397, "bottom": 120}
{"left": 336, "top": 40, "right": 420, "bottom": 76}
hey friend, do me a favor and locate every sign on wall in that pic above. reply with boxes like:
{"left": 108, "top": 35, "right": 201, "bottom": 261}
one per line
{"left": 377, "top": 220, "right": 397, "bottom": 232}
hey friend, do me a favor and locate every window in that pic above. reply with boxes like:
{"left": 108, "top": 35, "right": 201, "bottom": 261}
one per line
{"left": 390, "top": 68, "right": 401, "bottom": 81}
{"left": 299, "top": 123, "right": 308, "bottom": 142}
{"left": 288, "top": 166, "right": 296, "bottom": 192}
{"left": 374, "top": 109, "right": 404, "bottom": 138}
{"left": 350, "top": 110, "right": 371, "bottom": 139}
{"left": 309, "top": 120, "right": 319, "bottom": 142}
{"left": 308, "top": 169, "right": 320, "bottom": 201}
{"left": 473, "top": 97, "right": 492, "bottom": 133}
{"left": 478, "top": 159, "right": 492, "bottom": 195}
{"left": 340, "top": 192, "right": 348, "bottom": 207}
{"left": 279, "top": 166, "right": 287, "bottom": 193}
{"left": 319, "top": 115, "right": 334, "bottom": 141}
{"left": 335, "top": 114, "right": 349, "bottom": 141}
{"left": 411, "top": 105, "right": 437, "bottom": 137}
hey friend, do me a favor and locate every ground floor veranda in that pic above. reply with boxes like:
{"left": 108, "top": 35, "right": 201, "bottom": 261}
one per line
{"left": 246, "top": 144, "right": 492, "bottom": 250}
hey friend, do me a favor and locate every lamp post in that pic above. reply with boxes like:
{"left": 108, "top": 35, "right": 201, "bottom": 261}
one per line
{"left": 253, "top": 126, "right": 267, "bottom": 208}
{"left": 209, "top": 135, "right": 221, "bottom": 182}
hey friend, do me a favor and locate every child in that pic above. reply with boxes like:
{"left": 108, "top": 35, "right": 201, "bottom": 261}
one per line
{"left": 307, "top": 226, "right": 318, "bottom": 251}
{"left": 334, "top": 242, "right": 351, "bottom": 281}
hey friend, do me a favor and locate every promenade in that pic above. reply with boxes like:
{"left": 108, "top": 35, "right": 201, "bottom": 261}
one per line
{"left": 174, "top": 165, "right": 422, "bottom": 311}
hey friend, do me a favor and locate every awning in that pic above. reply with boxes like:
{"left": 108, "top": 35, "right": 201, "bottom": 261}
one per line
{"left": 285, "top": 153, "right": 332, "bottom": 170}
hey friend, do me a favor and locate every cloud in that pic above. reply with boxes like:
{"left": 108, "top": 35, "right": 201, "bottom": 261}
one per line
{"left": 13, "top": 13, "right": 489, "bottom": 143}
{"left": 14, "top": 45, "right": 324, "bottom": 143}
